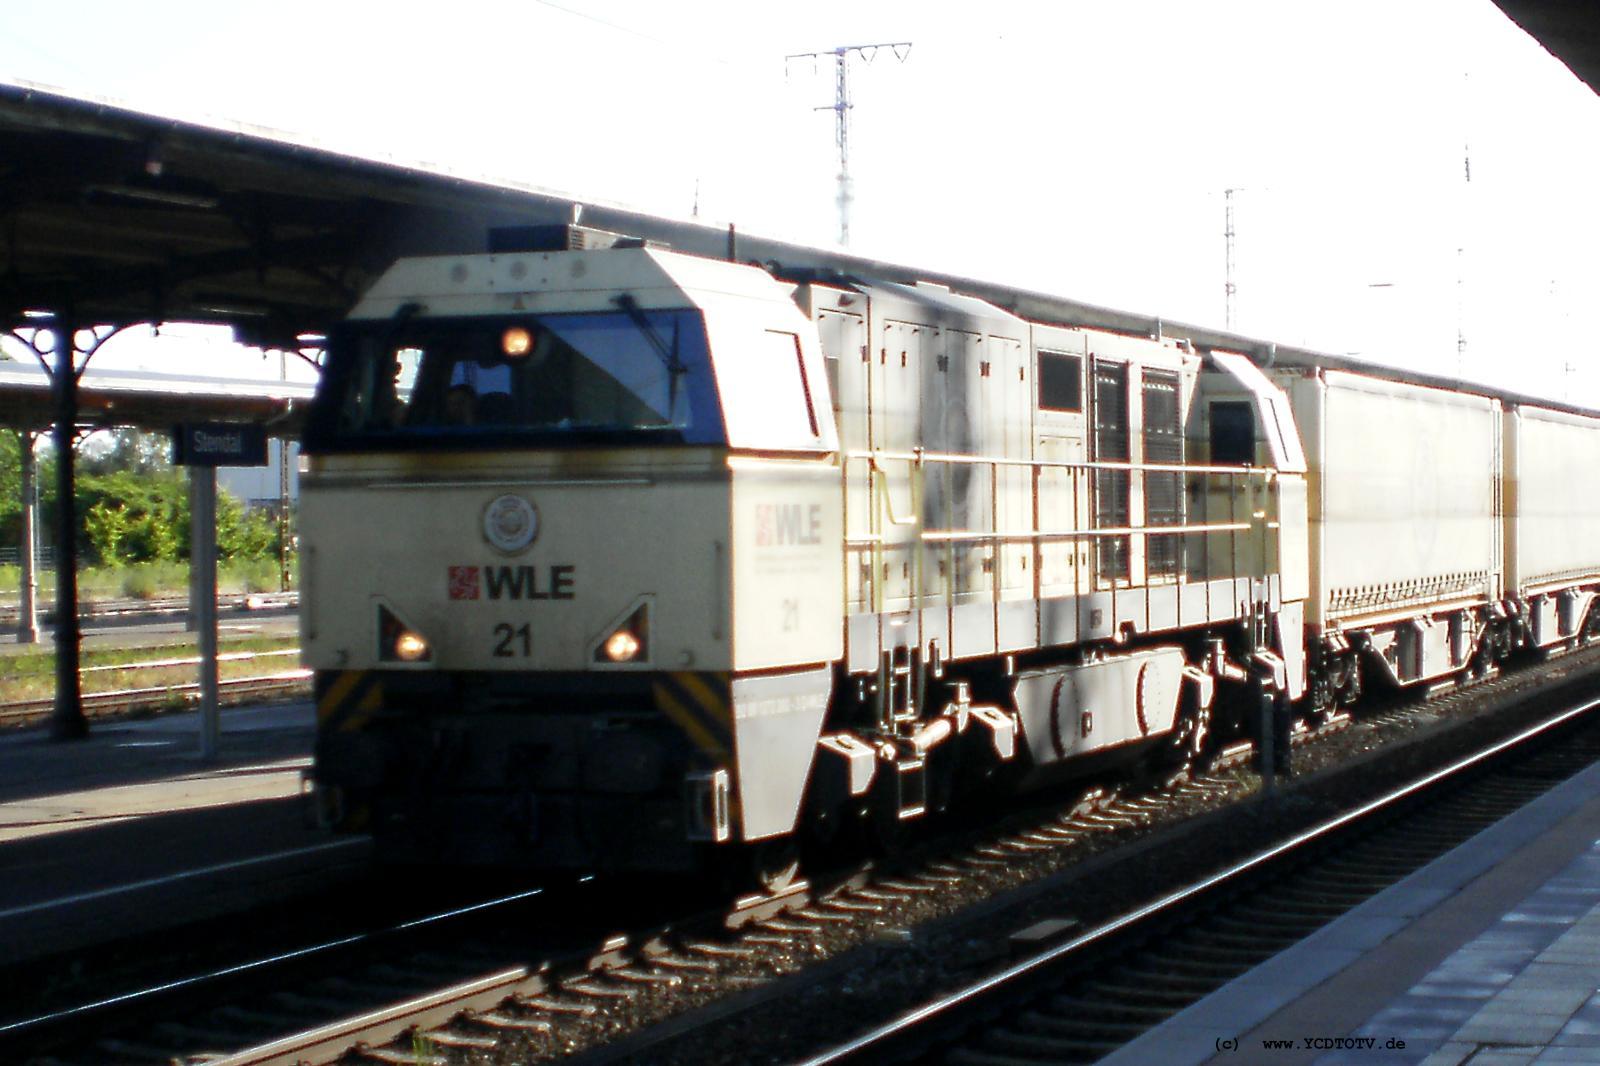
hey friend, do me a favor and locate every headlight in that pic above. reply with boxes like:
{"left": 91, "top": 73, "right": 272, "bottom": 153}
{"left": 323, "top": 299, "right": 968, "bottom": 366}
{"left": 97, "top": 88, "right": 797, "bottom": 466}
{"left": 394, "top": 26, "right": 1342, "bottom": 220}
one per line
{"left": 394, "top": 630, "right": 431, "bottom": 662}
{"left": 603, "top": 629, "right": 641, "bottom": 662}
{"left": 594, "top": 602, "right": 650, "bottom": 665}
{"left": 378, "top": 602, "right": 433, "bottom": 664}
{"left": 502, "top": 326, "right": 533, "bottom": 357}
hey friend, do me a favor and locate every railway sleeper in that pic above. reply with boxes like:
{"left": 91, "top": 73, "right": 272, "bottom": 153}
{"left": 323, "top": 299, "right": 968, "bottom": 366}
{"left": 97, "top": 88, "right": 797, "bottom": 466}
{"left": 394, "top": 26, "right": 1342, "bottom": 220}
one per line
{"left": 1101, "top": 965, "right": 1232, "bottom": 994}
{"left": 93, "top": 1038, "right": 187, "bottom": 1064}
{"left": 1143, "top": 936, "right": 1281, "bottom": 965}
{"left": 273, "top": 989, "right": 370, "bottom": 1014}
{"left": 605, "top": 965, "right": 683, "bottom": 986}
{"left": 1000, "top": 1016, "right": 1157, "bottom": 1041}
{"left": 1024, "top": 998, "right": 1177, "bottom": 1024}
{"left": 561, "top": 977, "right": 636, "bottom": 999}
{"left": 1203, "top": 902, "right": 1318, "bottom": 928}
{"left": 471, "top": 1009, "right": 554, "bottom": 1032}
{"left": 1271, "top": 882, "right": 1386, "bottom": 906}
{"left": 1177, "top": 929, "right": 1303, "bottom": 954}
{"left": 878, "top": 876, "right": 940, "bottom": 893}
{"left": 415, "top": 1028, "right": 500, "bottom": 1049}
{"left": 150, "top": 1019, "right": 265, "bottom": 1049}
{"left": 1112, "top": 959, "right": 1250, "bottom": 985}
{"left": 1281, "top": 876, "right": 1393, "bottom": 902}
{"left": 212, "top": 1003, "right": 310, "bottom": 1030}
{"left": 366, "top": 962, "right": 481, "bottom": 986}
{"left": 1029, "top": 999, "right": 1182, "bottom": 1026}
{"left": 1287, "top": 862, "right": 1401, "bottom": 886}
{"left": 1216, "top": 905, "right": 1340, "bottom": 930}
{"left": 1354, "top": 834, "right": 1473, "bottom": 855}
{"left": 356, "top": 1048, "right": 450, "bottom": 1066}
{"left": 981, "top": 1027, "right": 1123, "bottom": 1060}
{"left": 649, "top": 949, "right": 724, "bottom": 970}
{"left": 1079, "top": 979, "right": 1208, "bottom": 1006}
{"left": 514, "top": 993, "right": 598, "bottom": 1015}
{"left": 315, "top": 975, "right": 422, "bottom": 1001}
{"left": 946, "top": 1046, "right": 1089, "bottom": 1066}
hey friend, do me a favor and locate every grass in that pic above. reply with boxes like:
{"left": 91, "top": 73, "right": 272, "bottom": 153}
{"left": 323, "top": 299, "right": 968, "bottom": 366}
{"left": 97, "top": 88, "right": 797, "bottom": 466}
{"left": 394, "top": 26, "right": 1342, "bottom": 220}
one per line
{"left": 0, "top": 634, "right": 303, "bottom": 703}
{"left": 0, "top": 558, "right": 297, "bottom": 605}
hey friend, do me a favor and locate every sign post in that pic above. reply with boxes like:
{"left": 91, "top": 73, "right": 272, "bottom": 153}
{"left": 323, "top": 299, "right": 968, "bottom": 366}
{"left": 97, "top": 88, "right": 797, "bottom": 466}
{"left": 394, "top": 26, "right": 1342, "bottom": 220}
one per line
{"left": 174, "top": 423, "right": 268, "bottom": 761}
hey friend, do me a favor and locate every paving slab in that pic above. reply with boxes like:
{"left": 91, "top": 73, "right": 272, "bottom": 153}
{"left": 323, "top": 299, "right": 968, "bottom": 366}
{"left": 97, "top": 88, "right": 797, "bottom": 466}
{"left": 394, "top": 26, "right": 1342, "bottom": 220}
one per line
{"left": 1098, "top": 756, "right": 1600, "bottom": 1066}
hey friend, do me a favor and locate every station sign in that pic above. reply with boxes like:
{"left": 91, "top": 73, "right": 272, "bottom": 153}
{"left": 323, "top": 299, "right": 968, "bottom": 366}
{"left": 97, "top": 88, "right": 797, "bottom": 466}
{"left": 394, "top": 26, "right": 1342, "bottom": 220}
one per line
{"left": 172, "top": 422, "right": 269, "bottom": 466}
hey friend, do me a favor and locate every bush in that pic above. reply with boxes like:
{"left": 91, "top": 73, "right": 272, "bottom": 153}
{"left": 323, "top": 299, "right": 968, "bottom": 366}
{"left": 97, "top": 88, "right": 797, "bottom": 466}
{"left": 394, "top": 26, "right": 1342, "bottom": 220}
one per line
{"left": 119, "top": 561, "right": 188, "bottom": 601}
{"left": 75, "top": 470, "right": 188, "bottom": 566}
{"left": 216, "top": 495, "right": 281, "bottom": 561}
{"left": 226, "top": 557, "right": 283, "bottom": 594}
{"left": 121, "top": 567, "right": 161, "bottom": 600}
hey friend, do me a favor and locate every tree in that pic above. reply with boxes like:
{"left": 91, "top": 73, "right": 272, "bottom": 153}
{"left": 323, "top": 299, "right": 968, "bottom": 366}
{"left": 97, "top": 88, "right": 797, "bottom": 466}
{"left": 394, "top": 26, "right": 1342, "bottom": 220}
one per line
{"left": 79, "top": 428, "right": 172, "bottom": 477}
{"left": 0, "top": 430, "right": 20, "bottom": 545}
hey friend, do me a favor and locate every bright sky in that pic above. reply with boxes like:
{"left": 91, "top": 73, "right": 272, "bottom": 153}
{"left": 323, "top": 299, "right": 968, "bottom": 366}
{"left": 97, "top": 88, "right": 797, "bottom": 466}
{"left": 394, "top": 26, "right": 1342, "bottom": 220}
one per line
{"left": 1, "top": 0, "right": 1597, "bottom": 405}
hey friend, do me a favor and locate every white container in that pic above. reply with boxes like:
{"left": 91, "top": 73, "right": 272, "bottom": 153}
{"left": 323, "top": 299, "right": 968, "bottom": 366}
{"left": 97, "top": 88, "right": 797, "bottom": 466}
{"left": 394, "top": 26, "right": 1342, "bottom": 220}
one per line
{"left": 1277, "top": 368, "right": 1502, "bottom": 630}
{"left": 1505, "top": 403, "right": 1600, "bottom": 595}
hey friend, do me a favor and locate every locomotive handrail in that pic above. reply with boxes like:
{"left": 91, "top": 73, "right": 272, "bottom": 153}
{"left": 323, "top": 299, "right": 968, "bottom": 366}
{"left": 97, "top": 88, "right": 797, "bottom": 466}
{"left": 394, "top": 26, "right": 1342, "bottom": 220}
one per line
{"left": 869, "top": 462, "right": 919, "bottom": 528}
{"left": 844, "top": 448, "right": 1279, "bottom": 478}
{"left": 917, "top": 520, "right": 1255, "bottom": 543}
{"left": 843, "top": 445, "right": 1284, "bottom": 639}
{"left": 843, "top": 521, "right": 1253, "bottom": 548}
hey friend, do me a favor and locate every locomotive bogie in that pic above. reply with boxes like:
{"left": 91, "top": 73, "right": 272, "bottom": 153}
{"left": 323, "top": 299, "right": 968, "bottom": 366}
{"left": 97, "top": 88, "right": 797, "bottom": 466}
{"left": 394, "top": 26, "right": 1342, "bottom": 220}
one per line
{"left": 1013, "top": 645, "right": 1188, "bottom": 778}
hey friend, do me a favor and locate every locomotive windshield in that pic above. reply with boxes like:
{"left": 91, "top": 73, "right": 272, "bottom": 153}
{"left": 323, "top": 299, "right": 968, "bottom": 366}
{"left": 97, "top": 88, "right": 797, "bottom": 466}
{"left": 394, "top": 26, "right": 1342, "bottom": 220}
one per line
{"left": 304, "top": 309, "right": 722, "bottom": 450}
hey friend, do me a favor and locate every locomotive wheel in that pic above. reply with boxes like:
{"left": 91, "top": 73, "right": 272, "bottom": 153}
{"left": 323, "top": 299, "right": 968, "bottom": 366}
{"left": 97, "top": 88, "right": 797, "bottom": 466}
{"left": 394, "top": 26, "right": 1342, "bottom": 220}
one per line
{"left": 1163, "top": 697, "right": 1213, "bottom": 774}
{"left": 751, "top": 839, "right": 802, "bottom": 895}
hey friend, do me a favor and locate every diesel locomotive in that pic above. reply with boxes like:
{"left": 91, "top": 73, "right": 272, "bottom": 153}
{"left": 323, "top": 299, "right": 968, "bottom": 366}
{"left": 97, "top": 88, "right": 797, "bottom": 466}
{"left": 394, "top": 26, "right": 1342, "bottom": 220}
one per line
{"left": 300, "top": 226, "right": 1600, "bottom": 885}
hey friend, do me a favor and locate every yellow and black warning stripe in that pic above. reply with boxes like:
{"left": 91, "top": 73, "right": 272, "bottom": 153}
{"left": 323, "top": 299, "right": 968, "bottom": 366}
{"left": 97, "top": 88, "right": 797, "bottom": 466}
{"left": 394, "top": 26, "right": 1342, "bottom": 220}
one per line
{"left": 315, "top": 670, "right": 385, "bottom": 734}
{"left": 652, "top": 671, "right": 733, "bottom": 762}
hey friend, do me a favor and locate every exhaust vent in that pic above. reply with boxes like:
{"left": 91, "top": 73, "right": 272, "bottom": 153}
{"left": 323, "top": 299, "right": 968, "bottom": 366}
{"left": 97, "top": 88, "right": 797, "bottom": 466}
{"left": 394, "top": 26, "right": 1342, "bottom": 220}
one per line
{"left": 487, "top": 223, "right": 664, "bottom": 253}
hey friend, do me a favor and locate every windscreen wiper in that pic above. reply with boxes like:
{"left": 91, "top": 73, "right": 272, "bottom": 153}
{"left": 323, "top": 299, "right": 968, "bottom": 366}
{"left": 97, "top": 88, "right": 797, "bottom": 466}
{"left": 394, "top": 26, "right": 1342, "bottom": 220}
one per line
{"left": 614, "top": 293, "right": 687, "bottom": 417}
{"left": 613, "top": 294, "right": 684, "bottom": 378}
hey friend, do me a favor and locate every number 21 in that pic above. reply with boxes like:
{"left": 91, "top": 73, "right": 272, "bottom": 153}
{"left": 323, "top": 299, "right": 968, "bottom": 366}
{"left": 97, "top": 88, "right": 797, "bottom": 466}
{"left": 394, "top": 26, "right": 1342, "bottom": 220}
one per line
{"left": 493, "top": 623, "right": 531, "bottom": 657}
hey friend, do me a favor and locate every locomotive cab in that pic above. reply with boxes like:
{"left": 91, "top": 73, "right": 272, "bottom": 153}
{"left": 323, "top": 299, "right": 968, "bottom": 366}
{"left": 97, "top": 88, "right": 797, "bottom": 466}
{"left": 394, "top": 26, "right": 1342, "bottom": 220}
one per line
{"left": 301, "top": 239, "right": 842, "bottom": 871}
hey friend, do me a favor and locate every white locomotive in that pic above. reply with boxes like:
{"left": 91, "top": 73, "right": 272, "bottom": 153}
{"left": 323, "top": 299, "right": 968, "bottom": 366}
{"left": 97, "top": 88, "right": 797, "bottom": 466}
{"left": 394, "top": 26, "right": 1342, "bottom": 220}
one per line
{"left": 300, "top": 226, "right": 1600, "bottom": 882}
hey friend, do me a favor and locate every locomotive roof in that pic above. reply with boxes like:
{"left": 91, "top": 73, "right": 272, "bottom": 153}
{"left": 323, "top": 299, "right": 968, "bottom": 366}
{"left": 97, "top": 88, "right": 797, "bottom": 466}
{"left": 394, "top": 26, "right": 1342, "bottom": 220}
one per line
{"left": 346, "top": 246, "right": 798, "bottom": 320}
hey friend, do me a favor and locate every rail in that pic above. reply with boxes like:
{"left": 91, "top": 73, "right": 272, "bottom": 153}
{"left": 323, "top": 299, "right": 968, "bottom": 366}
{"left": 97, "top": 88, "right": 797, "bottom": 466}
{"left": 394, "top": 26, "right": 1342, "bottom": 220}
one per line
{"left": 794, "top": 690, "right": 1600, "bottom": 1065}
{"left": 0, "top": 668, "right": 310, "bottom": 723}
{"left": 0, "top": 590, "right": 298, "bottom": 626}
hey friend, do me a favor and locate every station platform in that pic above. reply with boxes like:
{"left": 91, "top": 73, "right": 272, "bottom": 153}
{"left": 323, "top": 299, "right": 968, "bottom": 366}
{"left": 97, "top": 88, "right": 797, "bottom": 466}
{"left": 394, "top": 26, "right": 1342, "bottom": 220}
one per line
{"left": 0, "top": 702, "right": 368, "bottom": 961}
{"left": 1101, "top": 755, "right": 1600, "bottom": 1066}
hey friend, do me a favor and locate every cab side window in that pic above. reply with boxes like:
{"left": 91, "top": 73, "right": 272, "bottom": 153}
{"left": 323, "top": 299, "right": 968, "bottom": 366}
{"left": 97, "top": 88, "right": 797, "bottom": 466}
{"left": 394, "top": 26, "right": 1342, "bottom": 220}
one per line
{"left": 764, "top": 330, "right": 820, "bottom": 439}
{"left": 1210, "top": 401, "right": 1256, "bottom": 465}
{"left": 1037, "top": 350, "right": 1082, "bottom": 412}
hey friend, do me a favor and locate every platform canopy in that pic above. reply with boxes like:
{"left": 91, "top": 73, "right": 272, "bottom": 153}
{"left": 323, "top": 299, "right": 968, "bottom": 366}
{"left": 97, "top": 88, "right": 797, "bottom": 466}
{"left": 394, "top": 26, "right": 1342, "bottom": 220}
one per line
{"left": 0, "top": 80, "right": 615, "bottom": 348}
{"left": 0, "top": 361, "right": 314, "bottom": 433}
{"left": 1494, "top": 2, "right": 1600, "bottom": 97}
{"left": 0, "top": 78, "right": 1243, "bottom": 355}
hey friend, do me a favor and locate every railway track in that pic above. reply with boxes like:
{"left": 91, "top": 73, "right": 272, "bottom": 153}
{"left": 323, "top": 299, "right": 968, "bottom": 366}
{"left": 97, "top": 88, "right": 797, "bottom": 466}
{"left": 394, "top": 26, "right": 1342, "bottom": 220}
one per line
{"left": 794, "top": 691, "right": 1600, "bottom": 1066}
{"left": 9, "top": 647, "right": 1599, "bottom": 1066}
{"left": 0, "top": 648, "right": 309, "bottom": 724}
{"left": 0, "top": 591, "right": 297, "bottom": 627}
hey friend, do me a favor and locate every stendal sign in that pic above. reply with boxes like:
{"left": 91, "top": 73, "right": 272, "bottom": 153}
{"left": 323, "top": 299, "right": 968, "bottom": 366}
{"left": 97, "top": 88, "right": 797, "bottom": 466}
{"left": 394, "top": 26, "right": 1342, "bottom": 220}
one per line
{"left": 172, "top": 423, "right": 269, "bottom": 467}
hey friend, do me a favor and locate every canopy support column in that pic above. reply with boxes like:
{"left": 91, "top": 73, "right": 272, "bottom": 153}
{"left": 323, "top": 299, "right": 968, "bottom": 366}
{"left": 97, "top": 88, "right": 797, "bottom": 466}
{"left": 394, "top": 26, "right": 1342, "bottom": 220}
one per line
{"left": 15, "top": 430, "right": 38, "bottom": 644}
{"left": 50, "top": 318, "right": 85, "bottom": 741}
